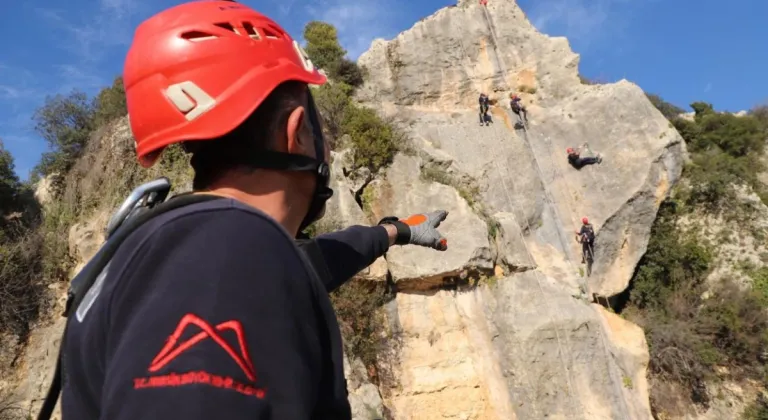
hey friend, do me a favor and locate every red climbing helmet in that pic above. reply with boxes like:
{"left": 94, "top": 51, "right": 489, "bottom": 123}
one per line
{"left": 566, "top": 147, "right": 574, "bottom": 154}
{"left": 582, "top": 217, "right": 589, "bottom": 225}
{"left": 124, "top": 0, "right": 326, "bottom": 168}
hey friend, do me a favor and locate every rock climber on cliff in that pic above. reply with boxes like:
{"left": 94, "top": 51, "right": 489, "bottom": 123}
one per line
{"left": 567, "top": 143, "right": 602, "bottom": 169}
{"left": 510, "top": 93, "right": 528, "bottom": 128}
{"left": 576, "top": 217, "right": 596, "bottom": 263}
{"left": 479, "top": 92, "right": 491, "bottom": 126}
{"left": 38, "top": 2, "right": 451, "bottom": 420}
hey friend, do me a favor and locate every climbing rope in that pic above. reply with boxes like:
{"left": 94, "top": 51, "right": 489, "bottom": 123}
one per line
{"left": 476, "top": 5, "right": 634, "bottom": 418}
{"left": 486, "top": 119, "right": 585, "bottom": 420}
{"left": 442, "top": 4, "right": 633, "bottom": 418}
{"left": 434, "top": 123, "right": 541, "bottom": 419}
{"left": 526, "top": 131, "right": 636, "bottom": 420}
{"left": 480, "top": 4, "right": 510, "bottom": 90}
{"left": 477, "top": 4, "right": 587, "bottom": 417}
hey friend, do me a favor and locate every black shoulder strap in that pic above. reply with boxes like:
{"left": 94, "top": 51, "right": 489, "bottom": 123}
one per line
{"left": 37, "top": 193, "right": 224, "bottom": 420}
{"left": 295, "top": 236, "right": 337, "bottom": 293}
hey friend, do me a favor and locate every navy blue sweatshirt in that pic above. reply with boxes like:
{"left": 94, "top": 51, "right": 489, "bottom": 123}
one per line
{"left": 61, "top": 198, "right": 390, "bottom": 419}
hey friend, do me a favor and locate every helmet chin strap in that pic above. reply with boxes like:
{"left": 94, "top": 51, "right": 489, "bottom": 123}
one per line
{"left": 229, "top": 87, "right": 333, "bottom": 234}
{"left": 297, "top": 88, "right": 333, "bottom": 232}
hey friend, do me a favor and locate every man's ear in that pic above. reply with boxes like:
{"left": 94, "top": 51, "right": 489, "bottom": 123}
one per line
{"left": 286, "top": 106, "right": 313, "bottom": 157}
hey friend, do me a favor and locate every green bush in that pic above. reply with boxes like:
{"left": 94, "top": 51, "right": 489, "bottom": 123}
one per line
{"left": 329, "top": 280, "right": 390, "bottom": 370}
{"left": 303, "top": 21, "right": 365, "bottom": 87}
{"left": 0, "top": 140, "right": 22, "bottom": 217}
{"left": 626, "top": 198, "right": 768, "bottom": 412}
{"left": 341, "top": 104, "right": 400, "bottom": 172}
{"left": 629, "top": 201, "right": 712, "bottom": 310}
{"left": 668, "top": 101, "right": 767, "bottom": 212}
{"left": 313, "top": 81, "right": 353, "bottom": 143}
{"left": 0, "top": 142, "right": 45, "bottom": 340}
{"left": 332, "top": 58, "right": 364, "bottom": 87}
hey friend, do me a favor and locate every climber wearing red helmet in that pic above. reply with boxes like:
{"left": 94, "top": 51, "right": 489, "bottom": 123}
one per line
{"left": 509, "top": 93, "right": 528, "bottom": 128}
{"left": 576, "top": 217, "right": 596, "bottom": 263}
{"left": 53, "top": 2, "right": 449, "bottom": 420}
{"left": 567, "top": 143, "right": 602, "bottom": 169}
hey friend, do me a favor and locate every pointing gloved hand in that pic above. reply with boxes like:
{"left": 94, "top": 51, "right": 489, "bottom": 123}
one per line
{"left": 378, "top": 210, "right": 449, "bottom": 251}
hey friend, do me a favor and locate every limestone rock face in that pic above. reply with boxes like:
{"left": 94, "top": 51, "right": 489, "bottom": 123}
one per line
{"left": 357, "top": 0, "right": 684, "bottom": 298}
{"left": 377, "top": 275, "right": 652, "bottom": 420}
{"left": 349, "top": 0, "right": 686, "bottom": 418}
{"left": 364, "top": 154, "right": 493, "bottom": 289}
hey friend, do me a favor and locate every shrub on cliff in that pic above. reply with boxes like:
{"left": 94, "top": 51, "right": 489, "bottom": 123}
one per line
{"left": 0, "top": 141, "right": 44, "bottom": 340}
{"left": 341, "top": 105, "right": 400, "bottom": 172}
{"left": 92, "top": 76, "right": 127, "bottom": 127}
{"left": 304, "top": 21, "right": 403, "bottom": 173}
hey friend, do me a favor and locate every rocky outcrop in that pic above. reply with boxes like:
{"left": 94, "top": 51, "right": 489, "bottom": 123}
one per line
{"left": 347, "top": 0, "right": 685, "bottom": 418}
{"left": 357, "top": 0, "right": 683, "bottom": 298}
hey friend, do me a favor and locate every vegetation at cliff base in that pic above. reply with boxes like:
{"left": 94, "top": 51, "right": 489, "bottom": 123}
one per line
{"left": 623, "top": 95, "right": 768, "bottom": 417}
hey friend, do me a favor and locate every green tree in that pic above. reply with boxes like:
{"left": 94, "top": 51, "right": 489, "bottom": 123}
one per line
{"left": 691, "top": 101, "right": 715, "bottom": 120}
{"left": 93, "top": 76, "right": 127, "bottom": 126}
{"left": 303, "top": 21, "right": 346, "bottom": 72}
{"left": 0, "top": 139, "right": 21, "bottom": 216}
{"left": 32, "top": 90, "right": 95, "bottom": 178}
{"left": 303, "top": 21, "right": 364, "bottom": 87}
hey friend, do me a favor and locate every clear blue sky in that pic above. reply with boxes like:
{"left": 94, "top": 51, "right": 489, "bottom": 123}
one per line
{"left": 1, "top": 0, "right": 766, "bottom": 180}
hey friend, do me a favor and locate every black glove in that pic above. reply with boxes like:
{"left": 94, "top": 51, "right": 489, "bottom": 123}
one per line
{"left": 379, "top": 210, "right": 448, "bottom": 251}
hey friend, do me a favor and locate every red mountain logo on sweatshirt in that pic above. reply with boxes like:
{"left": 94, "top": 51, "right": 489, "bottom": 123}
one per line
{"left": 133, "top": 313, "right": 265, "bottom": 399}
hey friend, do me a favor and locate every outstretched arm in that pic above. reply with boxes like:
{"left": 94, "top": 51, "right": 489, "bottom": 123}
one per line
{"left": 312, "top": 225, "right": 392, "bottom": 292}
{"left": 312, "top": 211, "right": 449, "bottom": 292}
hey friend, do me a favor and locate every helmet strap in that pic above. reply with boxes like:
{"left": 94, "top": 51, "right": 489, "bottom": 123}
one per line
{"left": 229, "top": 87, "right": 333, "bottom": 234}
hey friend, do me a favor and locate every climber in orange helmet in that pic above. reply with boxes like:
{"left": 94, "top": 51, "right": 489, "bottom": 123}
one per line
{"left": 575, "top": 217, "right": 596, "bottom": 263}
{"left": 42, "top": 2, "right": 450, "bottom": 420}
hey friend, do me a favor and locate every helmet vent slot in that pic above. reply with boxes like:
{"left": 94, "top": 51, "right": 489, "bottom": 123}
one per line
{"left": 242, "top": 22, "right": 260, "bottom": 40}
{"left": 262, "top": 26, "right": 280, "bottom": 39}
{"left": 181, "top": 31, "right": 217, "bottom": 42}
{"left": 214, "top": 22, "right": 240, "bottom": 35}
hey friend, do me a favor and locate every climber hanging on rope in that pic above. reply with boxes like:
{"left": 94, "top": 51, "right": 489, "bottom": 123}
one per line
{"left": 510, "top": 93, "right": 528, "bottom": 129}
{"left": 575, "top": 217, "right": 595, "bottom": 263}
{"left": 479, "top": 92, "right": 491, "bottom": 126}
{"left": 567, "top": 143, "right": 603, "bottom": 169}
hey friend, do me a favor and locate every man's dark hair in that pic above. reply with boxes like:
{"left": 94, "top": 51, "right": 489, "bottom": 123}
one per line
{"left": 188, "top": 81, "right": 308, "bottom": 190}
